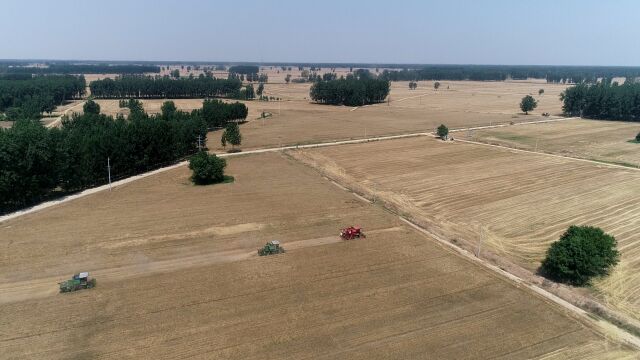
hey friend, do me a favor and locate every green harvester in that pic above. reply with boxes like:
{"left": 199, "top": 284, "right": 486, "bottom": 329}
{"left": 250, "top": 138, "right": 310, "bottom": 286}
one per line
{"left": 59, "top": 272, "right": 96, "bottom": 293}
{"left": 258, "top": 240, "right": 285, "bottom": 256}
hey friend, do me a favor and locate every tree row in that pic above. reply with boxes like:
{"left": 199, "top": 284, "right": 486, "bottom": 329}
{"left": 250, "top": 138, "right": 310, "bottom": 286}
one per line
{"left": 0, "top": 99, "right": 248, "bottom": 213}
{"left": 0, "top": 75, "right": 86, "bottom": 119}
{"left": 3, "top": 64, "right": 160, "bottom": 74}
{"left": 380, "top": 65, "right": 640, "bottom": 84}
{"left": 89, "top": 76, "right": 242, "bottom": 98}
{"left": 561, "top": 81, "right": 640, "bottom": 121}
{"left": 310, "top": 77, "right": 390, "bottom": 106}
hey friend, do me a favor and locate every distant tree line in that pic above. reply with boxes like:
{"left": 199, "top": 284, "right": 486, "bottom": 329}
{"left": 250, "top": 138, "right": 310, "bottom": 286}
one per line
{"left": 228, "top": 65, "right": 259, "bottom": 75}
{"left": 3, "top": 64, "right": 160, "bottom": 75}
{"left": 228, "top": 72, "right": 268, "bottom": 83}
{"left": 0, "top": 101, "right": 212, "bottom": 213}
{"left": 196, "top": 99, "right": 248, "bottom": 128}
{"left": 0, "top": 75, "right": 86, "bottom": 119}
{"left": 561, "top": 81, "right": 640, "bottom": 121}
{"left": 380, "top": 65, "right": 640, "bottom": 84}
{"left": 89, "top": 76, "right": 242, "bottom": 99}
{"left": 310, "top": 77, "right": 390, "bottom": 106}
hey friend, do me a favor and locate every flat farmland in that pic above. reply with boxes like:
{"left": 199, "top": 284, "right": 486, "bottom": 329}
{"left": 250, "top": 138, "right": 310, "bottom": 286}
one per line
{"left": 0, "top": 152, "right": 632, "bottom": 359}
{"left": 94, "top": 98, "right": 219, "bottom": 117}
{"left": 206, "top": 80, "right": 569, "bottom": 151}
{"left": 289, "top": 137, "right": 640, "bottom": 321}
{"left": 459, "top": 118, "right": 640, "bottom": 167}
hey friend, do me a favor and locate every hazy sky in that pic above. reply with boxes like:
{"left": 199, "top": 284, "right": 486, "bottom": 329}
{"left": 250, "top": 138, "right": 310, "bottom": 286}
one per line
{"left": 2, "top": 0, "right": 638, "bottom": 65}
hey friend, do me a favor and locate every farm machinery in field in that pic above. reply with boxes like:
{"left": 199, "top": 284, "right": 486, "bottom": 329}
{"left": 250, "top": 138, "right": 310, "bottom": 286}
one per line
{"left": 59, "top": 272, "right": 96, "bottom": 293}
{"left": 258, "top": 240, "right": 285, "bottom": 256}
{"left": 340, "top": 226, "right": 366, "bottom": 240}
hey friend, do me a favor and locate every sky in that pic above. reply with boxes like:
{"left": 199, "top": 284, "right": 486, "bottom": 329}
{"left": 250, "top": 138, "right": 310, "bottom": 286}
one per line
{"left": 1, "top": 0, "right": 638, "bottom": 66}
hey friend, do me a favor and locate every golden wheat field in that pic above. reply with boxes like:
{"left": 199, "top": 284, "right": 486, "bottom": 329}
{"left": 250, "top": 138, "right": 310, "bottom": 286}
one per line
{"left": 290, "top": 136, "right": 640, "bottom": 323}
{"left": 1, "top": 153, "right": 634, "bottom": 359}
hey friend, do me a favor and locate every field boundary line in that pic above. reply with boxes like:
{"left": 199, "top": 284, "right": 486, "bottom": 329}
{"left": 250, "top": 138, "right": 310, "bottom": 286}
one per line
{"left": 0, "top": 116, "right": 580, "bottom": 223}
{"left": 0, "top": 133, "right": 427, "bottom": 223}
{"left": 455, "top": 137, "right": 640, "bottom": 172}
{"left": 397, "top": 216, "right": 640, "bottom": 349}
{"left": 448, "top": 116, "right": 578, "bottom": 134}
{"left": 286, "top": 149, "right": 640, "bottom": 350}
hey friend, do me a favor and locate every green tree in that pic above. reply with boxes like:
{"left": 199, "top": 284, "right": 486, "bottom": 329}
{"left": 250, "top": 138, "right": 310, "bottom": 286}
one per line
{"left": 245, "top": 84, "right": 255, "bottom": 99}
{"left": 538, "top": 88, "right": 545, "bottom": 95}
{"left": 188, "top": 151, "right": 227, "bottom": 185}
{"left": 285, "top": 74, "right": 291, "bottom": 84}
{"left": 436, "top": 124, "right": 449, "bottom": 140}
{"left": 161, "top": 101, "right": 177, "bottom": 118}
{"left": 171, "top": 69, "right": 180, "bottom": 78}
{"left": 222, "top": 122, "right": 242, "bottom": 150}
{"left": 83, "top": 99, "right": 101, "bottom": 115}
{"left": 520, "top": 95, "right": 538, "bottom": 114}
{"left": 636, "top": 132, "right": 640, "bottom": 142}
{"left": 126, "top": 99, "right": 144, "bottom": 117}
{"left": 0, "top": 119, "right": 59, "bottom": 211}
{"left": 5, "top": 107, "right": 23, "bottom": 120}
{"left": 257, "top": 83, "right": 264, "bottom": 97}
{"left": 541, "top": 225, "right": 619, "bottom": 286}
{"left": 434, "top": 81, "right": 440, "bottom": 90}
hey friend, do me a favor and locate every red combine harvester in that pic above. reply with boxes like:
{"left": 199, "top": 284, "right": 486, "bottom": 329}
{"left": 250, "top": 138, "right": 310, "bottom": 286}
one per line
{"left": 340, "top": 226, "right": 366, "bottom": 240}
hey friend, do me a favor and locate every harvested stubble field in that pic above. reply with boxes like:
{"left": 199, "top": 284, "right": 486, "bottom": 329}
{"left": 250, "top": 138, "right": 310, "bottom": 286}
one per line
{"left": 458, "top": 118, "right": 640, "bottom": 167}
{"left": 289, "top": 136, "right": 640, "bottom": 323}
{"left": 205, "top": 79, "right": 569, "bottom": 151}
{"left": 0, "top": 152, "right": 633, "bottom": 359}
{"left": 72, "top": 72, "right": 569, "bottom": 152}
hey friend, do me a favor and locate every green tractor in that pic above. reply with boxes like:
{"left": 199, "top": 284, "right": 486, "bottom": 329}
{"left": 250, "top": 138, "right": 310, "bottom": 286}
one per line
{"left": 59, "top": 272, "right": 96, "bottom": 293}
{"left": 258, "top": 240, "right": 285, "bottom": 256}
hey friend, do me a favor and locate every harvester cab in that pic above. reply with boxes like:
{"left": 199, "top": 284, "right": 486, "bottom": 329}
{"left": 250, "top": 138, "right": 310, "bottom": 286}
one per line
{"left": 59, "top": 272, "right": 96, "bottom": 293}
{"left": 340, "top": 226, "right": 366, "bottom": 240}
{"left": 258, "top": 240, "right": 285, "bottom": 256}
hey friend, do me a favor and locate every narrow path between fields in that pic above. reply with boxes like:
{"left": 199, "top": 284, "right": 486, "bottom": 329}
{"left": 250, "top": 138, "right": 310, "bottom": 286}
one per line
{"left": 397, "top": 217, "right": 640, "bottom": 349}
{"left": 0, "top": 116, "right": 582, "bottom": 223}
{"left": 455, "top": 137, "right": 640, "bottom": 172}
{"left": 45, "top": 100, "right": 86, "bottom": 128}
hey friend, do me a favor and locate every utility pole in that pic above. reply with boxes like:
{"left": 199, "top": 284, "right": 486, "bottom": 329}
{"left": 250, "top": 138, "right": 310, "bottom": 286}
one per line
{"left": 107, "top": 157, "right": 112, "bottom": 191}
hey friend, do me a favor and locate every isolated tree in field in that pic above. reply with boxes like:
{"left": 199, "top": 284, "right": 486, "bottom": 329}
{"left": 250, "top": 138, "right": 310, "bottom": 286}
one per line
{"left": 520, "top": 95, "right": 538, "bottom": 114}
{"left": 222, "top": 122, "right": 242, "bottom": 150}
{"left": 285, "top": 74, "right": 291, "bottom": 84}
{"left": 636, "top": 131, "right": 640, "bottom": 142}
{"left": 161, "top": 101, "right": 177, "bottom": 118}
{"left": 82, "top": 99, "right": 100, "bottom": 115}
{"left": 189, "top": 151, "right": 227, "bottom": 185}
{"left": 437, "top": 124, "right": 449, "bottom": 140}
{"left": 540, "top": 225, "right": 619, "bottom": 286}
{"left": 256, "top": 83, "right": 264, "bottom": 97}
{"left": 409, "top": 81, "right": 417, "bottom": 90}
{"left": 434, "top": 81, "right": 440, "bottom": 90}
{"left": 538, "top": 88, "right": 545, "bottom": 96}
